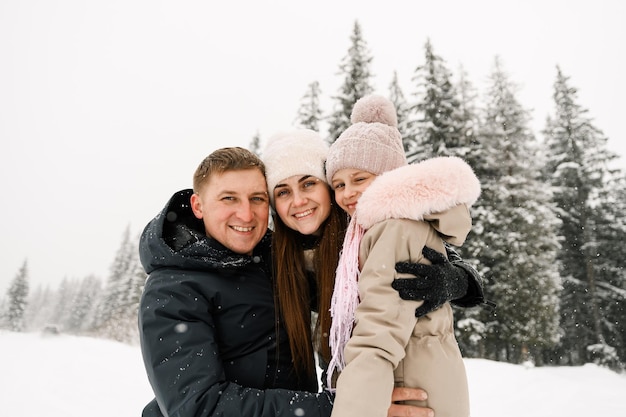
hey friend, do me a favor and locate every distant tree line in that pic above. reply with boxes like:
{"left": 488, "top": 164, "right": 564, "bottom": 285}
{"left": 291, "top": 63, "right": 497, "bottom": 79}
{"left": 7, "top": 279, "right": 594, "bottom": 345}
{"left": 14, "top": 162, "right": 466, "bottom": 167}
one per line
{"left": 0, "top": 225, "right": 145, "bottom": 344}
{"left": 2, "top": 21, "right": 624, "bottom": 372}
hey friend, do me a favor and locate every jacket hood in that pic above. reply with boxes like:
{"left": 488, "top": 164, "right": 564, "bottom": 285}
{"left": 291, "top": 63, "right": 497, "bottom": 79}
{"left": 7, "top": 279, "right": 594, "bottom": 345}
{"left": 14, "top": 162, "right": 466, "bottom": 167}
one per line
{"left": 139, "top": 189, "right": 272, "bottom": 275}
{"left": 355, "top": 156, "right": 480, "bottom": 242}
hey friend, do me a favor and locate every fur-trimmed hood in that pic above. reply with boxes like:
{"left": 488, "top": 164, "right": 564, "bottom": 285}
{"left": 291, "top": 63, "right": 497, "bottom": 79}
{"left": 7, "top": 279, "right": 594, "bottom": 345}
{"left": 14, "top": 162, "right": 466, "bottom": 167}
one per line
{"left": 355, "top": 156, "right": 481, "bottom": 232}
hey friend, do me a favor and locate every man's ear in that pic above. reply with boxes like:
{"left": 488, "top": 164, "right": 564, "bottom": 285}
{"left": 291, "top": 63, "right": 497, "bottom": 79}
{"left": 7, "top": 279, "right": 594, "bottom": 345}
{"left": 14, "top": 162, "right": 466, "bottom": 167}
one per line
{"left": 190, "top": 193, "right": 203, "bottom": 219}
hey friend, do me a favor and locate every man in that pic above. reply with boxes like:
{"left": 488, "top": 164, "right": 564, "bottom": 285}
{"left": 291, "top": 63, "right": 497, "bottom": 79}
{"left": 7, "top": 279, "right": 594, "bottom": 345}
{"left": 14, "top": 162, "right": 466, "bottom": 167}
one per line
{"left": 138, "top": 147, "right": 472, "bottom": 417}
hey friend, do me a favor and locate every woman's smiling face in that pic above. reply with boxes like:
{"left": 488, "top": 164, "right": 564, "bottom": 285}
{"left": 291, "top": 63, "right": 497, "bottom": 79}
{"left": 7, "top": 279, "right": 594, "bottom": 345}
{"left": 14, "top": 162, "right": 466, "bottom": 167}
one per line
{"left": 273, "top": 175, "right": 332, "bottom": 236}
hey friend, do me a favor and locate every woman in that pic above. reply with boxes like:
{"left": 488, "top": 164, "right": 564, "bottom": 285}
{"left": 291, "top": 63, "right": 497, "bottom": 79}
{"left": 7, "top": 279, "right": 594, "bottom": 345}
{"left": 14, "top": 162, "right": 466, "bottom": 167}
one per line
{"left": 263, "top": 130, "right": 347, "bottom": 382}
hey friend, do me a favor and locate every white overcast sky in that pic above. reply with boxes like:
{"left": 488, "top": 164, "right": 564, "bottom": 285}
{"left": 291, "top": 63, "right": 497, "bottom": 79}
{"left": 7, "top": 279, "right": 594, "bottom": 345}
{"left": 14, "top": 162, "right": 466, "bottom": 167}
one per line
{"left": 1, "top": 0, "right": 625, "bottom": 293}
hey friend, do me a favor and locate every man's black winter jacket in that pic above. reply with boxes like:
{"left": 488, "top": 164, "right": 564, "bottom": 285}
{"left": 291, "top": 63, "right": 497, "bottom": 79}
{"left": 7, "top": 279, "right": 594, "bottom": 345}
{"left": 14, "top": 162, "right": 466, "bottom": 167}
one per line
{"left": 138, "top": 190, "right": 332, "bottom": 417}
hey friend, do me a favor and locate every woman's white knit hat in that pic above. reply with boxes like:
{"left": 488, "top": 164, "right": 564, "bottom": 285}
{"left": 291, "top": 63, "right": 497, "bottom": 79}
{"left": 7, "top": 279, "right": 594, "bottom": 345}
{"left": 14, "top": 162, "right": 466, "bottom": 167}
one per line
{"left": 325, "top": 94, "right": 407, "bottom": 184}
{"left": 262, "top": 129, "right": 329, "bottom": 204}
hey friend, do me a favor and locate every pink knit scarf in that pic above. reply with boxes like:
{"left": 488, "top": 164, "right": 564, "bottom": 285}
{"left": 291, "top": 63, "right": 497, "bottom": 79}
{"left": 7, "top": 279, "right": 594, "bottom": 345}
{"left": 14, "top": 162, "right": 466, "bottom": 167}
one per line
{"left": 326, "top": 215, "right": 365, "bottom": 391}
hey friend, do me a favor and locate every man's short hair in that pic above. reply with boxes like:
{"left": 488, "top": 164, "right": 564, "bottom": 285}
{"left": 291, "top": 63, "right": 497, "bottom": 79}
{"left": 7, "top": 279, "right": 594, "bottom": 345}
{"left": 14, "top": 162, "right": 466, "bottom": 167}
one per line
{"left": 193, "top": 147, "right": 266, "bottom": 193}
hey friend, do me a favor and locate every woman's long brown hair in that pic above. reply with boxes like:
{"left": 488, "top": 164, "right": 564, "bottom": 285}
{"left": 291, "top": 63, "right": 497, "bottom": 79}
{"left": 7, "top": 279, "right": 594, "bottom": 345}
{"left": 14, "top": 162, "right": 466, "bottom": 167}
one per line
{"left": 272, "top": 191, "right": 347, "bottom": 378}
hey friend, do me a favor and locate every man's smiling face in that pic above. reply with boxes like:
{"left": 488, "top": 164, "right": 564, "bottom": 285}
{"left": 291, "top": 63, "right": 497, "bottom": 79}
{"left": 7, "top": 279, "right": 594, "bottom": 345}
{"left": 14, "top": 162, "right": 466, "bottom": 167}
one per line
{"left": 191, "top": 168, "right": 269, "bottom": 255}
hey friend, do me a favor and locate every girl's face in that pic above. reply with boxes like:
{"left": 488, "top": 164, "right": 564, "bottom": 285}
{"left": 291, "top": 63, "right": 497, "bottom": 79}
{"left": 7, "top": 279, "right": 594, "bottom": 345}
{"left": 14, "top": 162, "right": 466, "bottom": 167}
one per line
{"left": 273, "top": 175, "right": 332, "bottom": 236}
{"left": 331, "top": 168, "right": 377, "bottom": 216}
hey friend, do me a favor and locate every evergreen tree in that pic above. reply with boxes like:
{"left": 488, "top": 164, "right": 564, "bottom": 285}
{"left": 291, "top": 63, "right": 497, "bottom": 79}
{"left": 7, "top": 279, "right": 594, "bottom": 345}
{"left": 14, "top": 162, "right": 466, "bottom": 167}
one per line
{"left": 388, "top": 71, "right": 411, "bottom": 152}
{"left": 542, "top": 66, "right": 623, "bottom": 368}
{"left": 327, "top": 20, "right": 374, "bottom": 143}
{"left": 94, "top": 225, "right": 141, "bottom": 342}
{"left": 588, "top": 170, "right": 626, "bottom": 369}
{"left": 248, "top": 131, "right": 261, "bottom": 156}
{"left": 4, "top": 260, "right": 30, "bottom": 332}
{"left": 119, "top": 239, "right": 147, "bottom": 344}
{"left": 448, "top": 65, "right": 490, "bottom": 357}
{"left": 453, "top": 64, "right": 482, "bottom": 160}
{"left": 295, "top": 81, "right": 323, "bottom": 132}
{"left": 49, "top": 278, "right": 80, "bottom": 330}
{"left": 66, "top": 275, "right": 103, "bottom": 334}
{"left": 407, "top": 38, "right": 463, "bottom": 162}
{"left": 23, "top": 284, "right": 55, "bottom": 331}
{"left": 0, "top": 294, "right": 7, "bottom": 328}
{"left": 467, "top": 57, "right": 562, "bottom": 363}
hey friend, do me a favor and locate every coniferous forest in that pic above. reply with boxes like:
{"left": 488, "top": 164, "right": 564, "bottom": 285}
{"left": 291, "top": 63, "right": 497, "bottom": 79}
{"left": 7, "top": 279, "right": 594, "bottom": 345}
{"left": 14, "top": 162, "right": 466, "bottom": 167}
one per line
{"left": 2, "top": 21, "right": 625, "bottom": 372}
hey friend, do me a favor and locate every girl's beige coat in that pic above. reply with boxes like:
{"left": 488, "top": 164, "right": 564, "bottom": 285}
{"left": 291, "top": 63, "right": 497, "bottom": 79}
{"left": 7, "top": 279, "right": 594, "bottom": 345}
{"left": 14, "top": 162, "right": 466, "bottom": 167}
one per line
{"left": 331, "top": 157, "right": 481, "bottom": 417}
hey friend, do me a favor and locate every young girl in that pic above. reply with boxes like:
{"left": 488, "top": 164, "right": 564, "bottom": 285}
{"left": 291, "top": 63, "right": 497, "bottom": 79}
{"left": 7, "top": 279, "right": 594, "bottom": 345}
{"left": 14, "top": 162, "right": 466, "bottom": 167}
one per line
{"left": 325, "top": 95, "right": 481, "bottom": 417}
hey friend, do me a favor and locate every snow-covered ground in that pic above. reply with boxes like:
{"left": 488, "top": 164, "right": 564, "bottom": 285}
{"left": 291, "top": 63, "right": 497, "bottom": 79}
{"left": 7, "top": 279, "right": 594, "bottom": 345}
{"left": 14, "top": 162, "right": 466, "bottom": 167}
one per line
{"left": 2, "top": 330, "right": 625, "bottom": 417}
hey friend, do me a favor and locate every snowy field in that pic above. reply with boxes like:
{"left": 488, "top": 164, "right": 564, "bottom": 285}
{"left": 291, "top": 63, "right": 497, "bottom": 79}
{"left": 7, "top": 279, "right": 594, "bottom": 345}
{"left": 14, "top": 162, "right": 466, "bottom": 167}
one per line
{"left": 2, "top": 330, "right": 625, "bottom": 417}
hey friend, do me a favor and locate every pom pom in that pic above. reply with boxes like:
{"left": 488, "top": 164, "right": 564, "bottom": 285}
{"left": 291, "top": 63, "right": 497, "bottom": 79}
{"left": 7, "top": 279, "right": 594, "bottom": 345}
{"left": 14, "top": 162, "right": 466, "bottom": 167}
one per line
{"left": 350, "top": 94, "right": 398, "bottom": 127}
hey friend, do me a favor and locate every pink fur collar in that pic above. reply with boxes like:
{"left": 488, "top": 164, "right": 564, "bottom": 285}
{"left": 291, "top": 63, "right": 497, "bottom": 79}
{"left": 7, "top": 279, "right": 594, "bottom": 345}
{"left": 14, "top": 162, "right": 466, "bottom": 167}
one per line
{"left": 355, "top": 156, "right": 481, "bottom": 229}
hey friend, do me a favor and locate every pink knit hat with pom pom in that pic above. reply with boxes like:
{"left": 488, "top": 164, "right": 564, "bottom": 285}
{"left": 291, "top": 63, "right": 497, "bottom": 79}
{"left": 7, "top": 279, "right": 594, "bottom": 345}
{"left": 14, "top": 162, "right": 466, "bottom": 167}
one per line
{"left": 326, "top": 94, "right": 407, "bottom": 184}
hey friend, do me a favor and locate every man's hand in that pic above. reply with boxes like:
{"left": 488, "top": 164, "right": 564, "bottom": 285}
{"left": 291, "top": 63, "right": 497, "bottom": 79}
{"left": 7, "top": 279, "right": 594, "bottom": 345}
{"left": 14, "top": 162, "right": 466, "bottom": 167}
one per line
{"left": 393, "top": 246, "right": 469, "bottom": 317}
{"left": 388, "top": 387, "right": 433, "bottom": 417}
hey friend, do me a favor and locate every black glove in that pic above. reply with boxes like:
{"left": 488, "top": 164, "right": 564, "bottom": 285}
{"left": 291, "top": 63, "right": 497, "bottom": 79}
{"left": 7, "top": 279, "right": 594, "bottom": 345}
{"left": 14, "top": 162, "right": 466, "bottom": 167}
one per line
{"left": 392, "top": 246, "right": 469, "bottom": 317}
{"left": 442, "top": 243, "right": 487, "bottom": 308}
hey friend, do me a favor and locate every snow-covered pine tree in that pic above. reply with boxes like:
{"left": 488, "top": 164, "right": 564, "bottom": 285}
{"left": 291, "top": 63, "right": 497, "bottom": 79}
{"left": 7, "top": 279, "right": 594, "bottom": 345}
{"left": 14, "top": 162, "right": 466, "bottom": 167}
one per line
{"left": 388, "top": 71, "right": 411, "bottom": 153}
{"left": 0, "top": 296, "right": 5, "bottom": 327}
{"left": 468, "top": 57, "right": 562, "bottom": 364}
{"left": 49, "top": 277, "right": 81, "bottom": 330}
{"left": 327, "top": 20, "right": 374, "bottom": 144}
{"left": 66, "top": 274, "right": 103, "bottom": 335}
{"left": 93, "top": 225, "right": 139, "bottom": 342}
{"left": 588, "top": 170, "right": 626, "bottom": 370}
{"left": 23, "top": 284, "right": 56, "bottom": 331}
{"left": 542, "top": 66, "right": 623, "bottom": 368}
{"left": 447, "top": 65, "right": 490, "bottom": 357}
{"left": 4, "top": 260, "right": 30, "bottom": 332}
{"left": 453, "top": 64, "right": 482, "bottom": 160}
{"left": 119, "top": 238, "right": 146, "bottom": 344}
{"left": 248, "top": 131, "right": 261, "bottom": 156}
{"left": 406, "top": 38, "right": 464, "bottom": 163}
{"left": 295, "top": 80, "right": 323, "bottom": 132}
